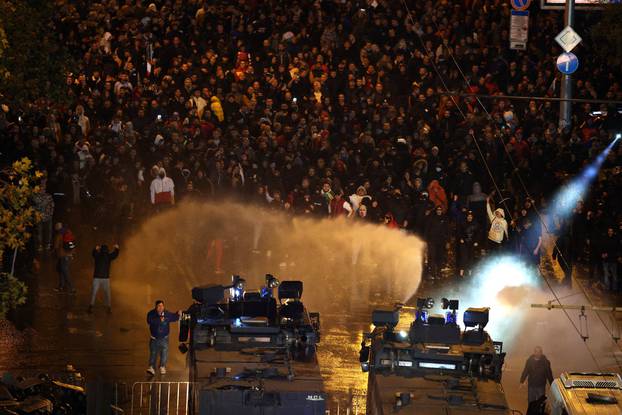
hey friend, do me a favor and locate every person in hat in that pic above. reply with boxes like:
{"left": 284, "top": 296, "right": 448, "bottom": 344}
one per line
{"left": 150, "top": 168, "right": 175, "bottom": 211}
{"left": 329, "top": 190, "right": 353, "bottom": 218}
{"left": 486, "top": 195, "right": 508, "bottom": 251}
{"left": 349, "top": 185, "right": 371, "bottom": 212}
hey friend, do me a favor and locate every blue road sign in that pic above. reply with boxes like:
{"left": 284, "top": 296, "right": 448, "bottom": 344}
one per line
{"left": 510, "top": 0, "right": 532, "bottom": 10}
{"left": 556, "top": 52, "right": 579, "bottom": 75}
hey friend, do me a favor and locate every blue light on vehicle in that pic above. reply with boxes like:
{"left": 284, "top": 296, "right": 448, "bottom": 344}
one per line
{"left": 260, "top": 286, "right": 271, "bottom": 298}
{"left": 233, "top": 318, "right": 242, "bottom": 327}
{"left": 231, "top": 287, "right": 243, "bottom": 301}
{"left": 445, "top": 311, "right": 457, "bottom": 325}
{"left": 415, "top": 310, "right": 428, "bottom": 323}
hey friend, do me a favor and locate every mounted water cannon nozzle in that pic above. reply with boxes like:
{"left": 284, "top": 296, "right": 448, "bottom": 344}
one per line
{"left": 462, "top": 307, "right": 491, "bottom": 345}
{"left": 441, "top": 298, "right": 460, "bottom": 325}
{"left": 414, "top": 297, "right": 435, "bottom": 324}
{"left": 371, "top": 310, "right": 400, "bottom": 331}
{"left": 261, "top": 274, "right": 280, "bottom": 298}
{"left": 230, "top": 275, "right": 246, "bottom": 301}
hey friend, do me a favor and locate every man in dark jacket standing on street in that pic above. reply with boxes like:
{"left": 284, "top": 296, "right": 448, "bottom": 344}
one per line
{"left": 520, "top": 346, "right": 554, "bottom": 406}
{"left": 457, "top": 211, "right": 480, "bottom": 278}
{"left": 146, "top": 300, "right": 180, "bottom": 375}
{"left": 88, "top": 244, "right": 120, "bottom": 313}
{"left": 425, "top": 205, "right": 450, "bottom": 280}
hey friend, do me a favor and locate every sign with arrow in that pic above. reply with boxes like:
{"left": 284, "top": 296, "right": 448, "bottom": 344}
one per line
{"left": 555, "top": 26, "right": 582, "bottom": 53}
{"left": 556, "top": 52, "right": 579, "bottom": 75}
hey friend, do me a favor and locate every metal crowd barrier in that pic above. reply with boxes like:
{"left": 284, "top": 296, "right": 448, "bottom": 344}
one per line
{"left": 130, "top": 382, "right": 192, "bottom": 415}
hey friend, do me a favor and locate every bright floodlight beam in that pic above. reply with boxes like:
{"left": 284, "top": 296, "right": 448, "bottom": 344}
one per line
{"left": 548, "top": 133, "right": 620, "bottom": 219}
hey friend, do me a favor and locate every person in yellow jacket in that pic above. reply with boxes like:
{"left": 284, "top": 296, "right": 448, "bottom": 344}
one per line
{"left": 210, "top": 96, "right": 224, "bottom": 122}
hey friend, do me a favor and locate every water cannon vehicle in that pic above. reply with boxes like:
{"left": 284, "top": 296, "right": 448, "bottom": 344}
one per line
{"left": 359, "top": 297, "right": 511, "bottom": 414}
{"left": 178, "top": 274, "right": 324, "bottom": 414}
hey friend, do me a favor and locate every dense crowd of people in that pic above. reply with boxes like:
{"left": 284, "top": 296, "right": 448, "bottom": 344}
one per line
{"left": 1, "top": 0, "right": 621, "bottom": 289}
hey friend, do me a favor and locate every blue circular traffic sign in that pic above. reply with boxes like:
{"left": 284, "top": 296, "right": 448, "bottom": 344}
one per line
{"left": 510, "top": 0, "right": 532, "bottom": 11}
{"left": 556, "top": 52, "right": 579, "bottom": 75}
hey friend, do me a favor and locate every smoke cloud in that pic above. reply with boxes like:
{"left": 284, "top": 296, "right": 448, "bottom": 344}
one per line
{"left": 112, "top": 200, "right": 425, "bottom": 385}
{"left": 115, "top": 201, "right": 424, "bottom": 310}
{"left": 109, "top": 200, "right": 620, "bottom": 406}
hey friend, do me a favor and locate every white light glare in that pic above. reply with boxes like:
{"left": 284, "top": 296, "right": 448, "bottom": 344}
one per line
{"left": 398, "top": 330, "right": 408, "bottom": 340}
{"left": 459, "top": 255, "right": 540, "bottom": 340}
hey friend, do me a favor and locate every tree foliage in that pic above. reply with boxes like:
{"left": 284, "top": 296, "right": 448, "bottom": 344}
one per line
{"left": 0, "top": 157, "right": 42, "bottom": 319}
{"left": 0, "top": 0, "right": 73, "bottom": 102}
{"left": 0, "top": 273, "right": 28, "bottom": 319}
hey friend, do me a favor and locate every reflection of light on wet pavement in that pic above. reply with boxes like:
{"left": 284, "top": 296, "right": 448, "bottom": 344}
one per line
{"left": 3, "top": 202, "right": 617, "bottom": 415}
{"left": 318, "top": 318, "right": 368, "bottom": 412}
{"left": 110, "top": 202, "right": 426, "bottom": 411}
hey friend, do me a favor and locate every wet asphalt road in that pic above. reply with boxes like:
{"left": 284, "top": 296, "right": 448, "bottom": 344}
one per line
{"left": 1, "top": 228, "right": 621, "bottom": 415}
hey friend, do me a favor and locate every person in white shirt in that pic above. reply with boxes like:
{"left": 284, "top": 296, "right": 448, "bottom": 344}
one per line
{"left": 486, "top": 195, "right": 508, "bottom": 251}
{"left": 150, "top": 168, "right": 175, "bottom": 210}
{"left": 349, "top": 185, "right": 371, "bottom": 213}
{"left": 75, "top": 105, "right": 90, "bottom": 137}
{"left": 190, "top": 90, "right": 208, "bottom": 118}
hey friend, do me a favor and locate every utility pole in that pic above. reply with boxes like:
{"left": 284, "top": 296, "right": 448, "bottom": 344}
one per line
{"left": 559, "top": 0, "right": 575, "bottom": 130}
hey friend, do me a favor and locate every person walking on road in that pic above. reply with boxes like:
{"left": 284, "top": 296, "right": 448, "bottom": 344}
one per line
{"left": 53, "top": 222, "right": 75, "bottom": 293}
{"left": 520, "top": 346, "right": 554, "bottom": 406}
{"left": 146, "top": 300, "right": 181, "bottom": 375}
{"left": 88, "top": 244, "right": 120, "bottom": 314}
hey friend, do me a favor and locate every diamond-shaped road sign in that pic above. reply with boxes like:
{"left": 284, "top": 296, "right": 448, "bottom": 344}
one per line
{"left": 555, "top": 26, "right": 582, "bottom": 53}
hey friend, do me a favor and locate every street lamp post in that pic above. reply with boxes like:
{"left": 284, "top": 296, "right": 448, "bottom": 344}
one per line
{"left": 559, "top": 0, "right": 575, "bottom": 130}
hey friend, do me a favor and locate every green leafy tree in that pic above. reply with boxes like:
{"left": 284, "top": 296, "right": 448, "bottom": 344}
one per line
{"left": 0, "top": 0, "right": 73, "bottom": 102}
{"left": 0, "top": 158, "right": 42, "bottom": 319}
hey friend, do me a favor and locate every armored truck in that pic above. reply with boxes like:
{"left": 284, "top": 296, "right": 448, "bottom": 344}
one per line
{"left": 178, "top": 275, "right": 324, "bottom": 415}
{"left": 359, "top": 297, "right": 511, "bottom": 414}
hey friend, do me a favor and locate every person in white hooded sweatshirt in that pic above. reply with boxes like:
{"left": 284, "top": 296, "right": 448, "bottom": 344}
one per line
{"left": 150, "top": 168, "right": 175, "bottom": 212}
{"left": 486, "top": 195, "right": 508, "bottom": 251}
